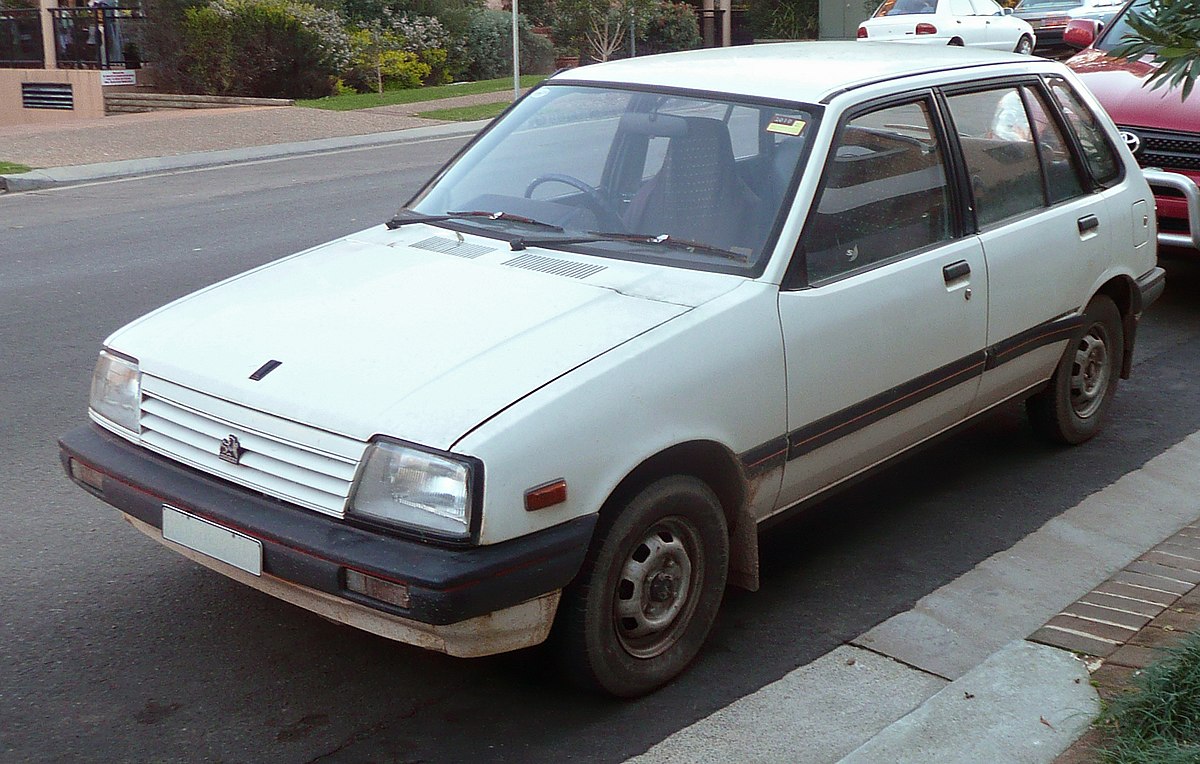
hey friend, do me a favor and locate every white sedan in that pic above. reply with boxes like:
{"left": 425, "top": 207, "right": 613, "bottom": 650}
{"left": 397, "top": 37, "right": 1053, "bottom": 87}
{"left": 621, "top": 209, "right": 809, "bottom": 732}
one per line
{"left": 858, "top": 0, "right": 1037, "bottom": 53}
{"left": 63, "top": 42, "right": 1159, "bottom": 698}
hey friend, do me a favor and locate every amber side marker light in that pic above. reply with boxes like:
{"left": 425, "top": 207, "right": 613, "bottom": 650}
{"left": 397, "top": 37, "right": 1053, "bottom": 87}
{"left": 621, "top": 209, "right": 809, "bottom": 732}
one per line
{"left": 525, "top": 479, "right": 568, "bottom": 512}
{"left": 70, "top": 458, "right": 105, "bottom": 493}
{"left": 344, "top": 569, "right": 411, "bottom": 608}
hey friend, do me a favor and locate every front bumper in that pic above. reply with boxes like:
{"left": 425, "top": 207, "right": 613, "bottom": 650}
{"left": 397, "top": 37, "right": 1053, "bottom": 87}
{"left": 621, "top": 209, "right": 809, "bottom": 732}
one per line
{"left": 1144, "top": 169, "right": 1200, "bottom": 251}
{"left": 60, "top": 424, "right": 596, "bottom": 655}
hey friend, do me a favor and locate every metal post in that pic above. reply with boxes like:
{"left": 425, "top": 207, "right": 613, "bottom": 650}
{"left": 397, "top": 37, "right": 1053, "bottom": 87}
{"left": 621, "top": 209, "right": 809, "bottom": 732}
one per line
{"left": 629, "top": 6, "right": 636, "bottom": 57}
{"left": 512, "top": 0, "right": 520, "bottom": 101}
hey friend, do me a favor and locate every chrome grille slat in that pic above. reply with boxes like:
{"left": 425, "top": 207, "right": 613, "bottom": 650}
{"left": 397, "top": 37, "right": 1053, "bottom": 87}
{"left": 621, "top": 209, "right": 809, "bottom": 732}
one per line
{"left": 140, "top": 412, "right": 354, "bottom": 497}
{"left": 141, "top": 398, "right": 358, "bottom": 481}
{"left": 138, "top": 375, "right": 364, "bottom": 518}
{"left": 140, "top": 432, "right": 349, "bottom": 512}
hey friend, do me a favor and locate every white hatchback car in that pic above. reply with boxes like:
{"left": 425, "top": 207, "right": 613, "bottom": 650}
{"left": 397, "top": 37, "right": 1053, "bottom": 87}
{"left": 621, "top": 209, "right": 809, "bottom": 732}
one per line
{"left": 62, "top": 42, "right": 1163, "bottom": 697}
{"left": 858, "top": 0, "right": 1038, "bottom": 53}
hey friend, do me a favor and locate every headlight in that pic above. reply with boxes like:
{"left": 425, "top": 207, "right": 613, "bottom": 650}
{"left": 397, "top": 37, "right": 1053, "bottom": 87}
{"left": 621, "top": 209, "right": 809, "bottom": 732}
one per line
{"left": 89, "top": 349, "right": 141, "bottom": 433}
{"left": 348, "top": 439, "right": 478, "bottom": 541}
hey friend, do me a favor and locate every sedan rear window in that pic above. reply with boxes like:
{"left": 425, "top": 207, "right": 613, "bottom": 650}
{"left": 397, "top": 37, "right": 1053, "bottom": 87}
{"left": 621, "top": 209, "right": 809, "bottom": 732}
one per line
{"left": 873, "top": 0, "right": 940, "bottom": 16}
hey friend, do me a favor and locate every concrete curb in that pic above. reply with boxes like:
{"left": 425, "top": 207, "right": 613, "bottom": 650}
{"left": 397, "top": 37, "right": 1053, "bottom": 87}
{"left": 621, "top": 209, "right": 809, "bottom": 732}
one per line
{"left": 629, "top": 431, "right": 1200, "bottom": 764}
{"left": 0, "top": 119, "right": 488, "bottom": 193}
{"left": 838, "top": 640, "right": 1099, "bottom": 764}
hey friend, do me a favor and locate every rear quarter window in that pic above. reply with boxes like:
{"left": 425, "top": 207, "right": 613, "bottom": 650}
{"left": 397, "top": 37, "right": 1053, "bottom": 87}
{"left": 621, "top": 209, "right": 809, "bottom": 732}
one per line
{"left": 1046, "top": 77, "right": 1122, "bottom": 187}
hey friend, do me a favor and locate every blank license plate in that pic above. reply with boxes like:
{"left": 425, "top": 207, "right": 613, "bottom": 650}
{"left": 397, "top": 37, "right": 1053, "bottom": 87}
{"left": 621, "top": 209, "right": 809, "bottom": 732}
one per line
{"left": 162, "top": 505, "right": 263, "bottom": 576}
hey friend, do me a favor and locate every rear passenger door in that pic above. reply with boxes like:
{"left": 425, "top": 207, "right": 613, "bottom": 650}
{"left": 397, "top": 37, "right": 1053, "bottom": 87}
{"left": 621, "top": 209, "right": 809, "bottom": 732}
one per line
{"left": 942, "top": 81, "right": 1114, "bottom": 412}
{"left": 774, "top": 94, "right": 988, "bottom": 510}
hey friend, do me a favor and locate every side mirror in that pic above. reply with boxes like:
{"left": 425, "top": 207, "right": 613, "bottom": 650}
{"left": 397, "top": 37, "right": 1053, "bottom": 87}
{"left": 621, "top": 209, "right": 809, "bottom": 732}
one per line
{"left": 1002, "top": 7, "right": 1013, "bottom": 14}
{"left": 1063, "top": 18, "right": 1099, "bottom": 48}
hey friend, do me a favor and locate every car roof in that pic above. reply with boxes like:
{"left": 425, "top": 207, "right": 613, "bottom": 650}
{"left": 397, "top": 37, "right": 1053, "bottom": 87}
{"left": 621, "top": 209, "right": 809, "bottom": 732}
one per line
{"left": 554, "top": 42, "right": 1041, "bottom": 105}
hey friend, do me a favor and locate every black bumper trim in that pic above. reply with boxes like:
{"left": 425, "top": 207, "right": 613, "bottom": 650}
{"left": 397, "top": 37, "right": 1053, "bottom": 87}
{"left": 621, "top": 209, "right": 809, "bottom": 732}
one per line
{"left": 60, "top": 424, "right": 596, "bottom": 626}
{"left": 1137, "top": 266, "right": 1167, "bottom": 313}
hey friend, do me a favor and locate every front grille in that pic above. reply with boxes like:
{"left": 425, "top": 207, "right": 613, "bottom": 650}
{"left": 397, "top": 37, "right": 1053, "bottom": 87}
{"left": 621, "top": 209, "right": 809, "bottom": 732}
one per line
{"left": 138, "top": 375, "right": 365, "bottom": 517}
{"left": 1120, "top": 125, "right": 1200, "bottom": 172}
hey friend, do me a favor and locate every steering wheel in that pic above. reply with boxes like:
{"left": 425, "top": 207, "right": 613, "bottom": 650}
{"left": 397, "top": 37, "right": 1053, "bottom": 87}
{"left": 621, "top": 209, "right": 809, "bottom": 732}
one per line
{"left": 524, "top": 173, "right": 627, "bottom": 232}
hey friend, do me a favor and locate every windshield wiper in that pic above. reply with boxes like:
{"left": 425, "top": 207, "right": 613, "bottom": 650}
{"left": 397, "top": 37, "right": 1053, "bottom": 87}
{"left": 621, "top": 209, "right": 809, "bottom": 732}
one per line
{"left": 512, "top": 231, "right": 748, "bottom": 263}
{"left": 386, "top": 210, "right": 563, "bottom": 232}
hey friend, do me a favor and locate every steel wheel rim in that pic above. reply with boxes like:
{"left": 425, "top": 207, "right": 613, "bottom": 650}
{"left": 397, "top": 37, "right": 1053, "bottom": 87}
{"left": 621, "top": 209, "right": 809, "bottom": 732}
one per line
{"left": 1070, "top": 321, "right": 1112, "bottom": 419}
{"left": 613, "top": 516, "right": 702, "bottom": 659}
{"left": 1017, "top": 37, "right": 1032, "bottom": 54}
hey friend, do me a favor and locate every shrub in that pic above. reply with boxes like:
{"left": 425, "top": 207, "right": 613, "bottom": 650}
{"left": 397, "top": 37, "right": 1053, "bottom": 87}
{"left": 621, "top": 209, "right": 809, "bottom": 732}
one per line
{"left": 342, "top": 27, "right": 431, "bottom": 91}
{"left": 385, "top": 11, "right": 455, "bottom": 83}
{"left": 747, "top": 0, "right": 818, "bottom": 40}
{"left": 636, "top": 0, "right": 700, "bottom": 55}
{"left": 174, "top": 0, "right": 351, "bottom": 98}
{"left": 462, "top": 9, "right": 554, "bottom": 80}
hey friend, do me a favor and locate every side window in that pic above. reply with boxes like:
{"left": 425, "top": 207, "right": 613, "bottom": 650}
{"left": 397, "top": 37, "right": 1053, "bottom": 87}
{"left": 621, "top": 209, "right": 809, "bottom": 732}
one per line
{"left": 1046, "top": 77, "right": 1122, "bottom": 186}
{"left": 1022, "top": 85, "right": 1085, "bottom": 204}
{"left": 970, "top": 0, "right": 1000, "bottom": 14}
{"left": 799, "top": 99, "right": 953, "bottom": 283}
{"left": 946, "top": 87, "right": 1045, "bottom": 228}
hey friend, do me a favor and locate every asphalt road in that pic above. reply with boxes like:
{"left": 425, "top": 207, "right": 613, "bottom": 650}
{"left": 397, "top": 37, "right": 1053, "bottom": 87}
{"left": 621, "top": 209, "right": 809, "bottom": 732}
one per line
{"left": 3, "top": 141, "right": 1200, "bottom": 764}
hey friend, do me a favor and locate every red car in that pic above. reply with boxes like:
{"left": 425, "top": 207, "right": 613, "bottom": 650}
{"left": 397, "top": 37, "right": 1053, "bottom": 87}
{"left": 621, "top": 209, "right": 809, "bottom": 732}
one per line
{"left": 1065, "top": 1, "right": 1200, "bottom": 252}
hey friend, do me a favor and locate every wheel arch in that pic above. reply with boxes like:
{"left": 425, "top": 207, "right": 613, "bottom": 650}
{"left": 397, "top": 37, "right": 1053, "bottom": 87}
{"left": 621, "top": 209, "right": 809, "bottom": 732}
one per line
{"left": 1094, "top": 274, "right": 1139, "bottom": 379}
{"left": 596, "top": 440, "right": 761, "bottom": 592}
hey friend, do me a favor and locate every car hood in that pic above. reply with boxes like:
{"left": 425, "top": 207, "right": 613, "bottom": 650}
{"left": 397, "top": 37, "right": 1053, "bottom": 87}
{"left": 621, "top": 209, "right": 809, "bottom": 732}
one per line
{"left": 1066, "top": 48, "right": 1197, "bottom": 129}
{"left": 110, "top": 225, "right": 741, "bottom": 450}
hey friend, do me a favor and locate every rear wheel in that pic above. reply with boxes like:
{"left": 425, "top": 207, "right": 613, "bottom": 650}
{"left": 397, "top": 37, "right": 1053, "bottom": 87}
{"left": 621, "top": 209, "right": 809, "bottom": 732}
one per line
{"left": 1014, "top": 35, "right": 1034, "bottom": 54}
{"left": 1027, "top": 294, "right": 1124, "bottom": 444}
{"left": 554, "top": 475, "right": 728, "bottom": 697}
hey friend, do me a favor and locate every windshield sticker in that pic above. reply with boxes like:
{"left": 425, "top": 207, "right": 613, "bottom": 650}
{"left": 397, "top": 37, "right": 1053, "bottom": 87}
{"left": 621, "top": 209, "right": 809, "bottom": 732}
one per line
{"left": 767, "top": 116, "right": 807, "bottom": 136}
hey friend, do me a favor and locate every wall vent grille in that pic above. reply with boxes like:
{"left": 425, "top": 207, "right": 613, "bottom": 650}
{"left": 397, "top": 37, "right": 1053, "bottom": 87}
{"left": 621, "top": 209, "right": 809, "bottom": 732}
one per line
{"left": 22, "top": 82, "right": 73, "bottom": 110}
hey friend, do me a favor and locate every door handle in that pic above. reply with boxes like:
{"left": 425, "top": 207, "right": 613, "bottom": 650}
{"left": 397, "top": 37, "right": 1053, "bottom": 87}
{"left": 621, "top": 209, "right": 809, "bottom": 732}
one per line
{"left": 1078, "top": 214, "right": 1099, "bottom": 234}
{"left": 943, "top": 260, "right": 971, "bottom": 282}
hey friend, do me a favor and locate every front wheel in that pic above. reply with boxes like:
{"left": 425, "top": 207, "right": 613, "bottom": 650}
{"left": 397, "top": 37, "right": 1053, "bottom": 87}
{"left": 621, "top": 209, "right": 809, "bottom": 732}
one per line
{"left": 554, "top": 475, "right": 729, "bottom": 697}
{"left": 1026, "top": 294, "right": 1124, "bottom": 444}
{"left": 1014, "top": 35, "right": 1034, "bottom": 55}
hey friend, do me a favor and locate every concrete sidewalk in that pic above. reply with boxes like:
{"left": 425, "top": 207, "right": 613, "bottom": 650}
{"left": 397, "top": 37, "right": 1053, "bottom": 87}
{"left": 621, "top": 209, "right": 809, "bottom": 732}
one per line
{"left": 4, "top": 98, "right": 1196, "bottom": 763}
{"left": 0, "top": 88, "right": 518, "bottom": 190}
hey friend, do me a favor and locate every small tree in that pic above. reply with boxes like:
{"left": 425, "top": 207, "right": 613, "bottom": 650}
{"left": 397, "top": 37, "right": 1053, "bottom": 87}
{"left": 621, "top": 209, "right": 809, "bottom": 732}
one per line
{"left": 587, "top": 5, "right": 626, "bottom": 61}
{"left": 1109, "top": 0, "right": 1199, "bottom": 100}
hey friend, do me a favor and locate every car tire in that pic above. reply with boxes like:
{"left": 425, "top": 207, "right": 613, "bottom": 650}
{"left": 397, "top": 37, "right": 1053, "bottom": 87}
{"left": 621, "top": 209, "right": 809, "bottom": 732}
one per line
{"left": 1026, "top": 294, "right": 1123, "bottom": 445}
{"left": 1015, "top": 35, "right": 1034, "bottom": 54}
{"left": 553, "top": 475, "right": 729, "bottom": 697}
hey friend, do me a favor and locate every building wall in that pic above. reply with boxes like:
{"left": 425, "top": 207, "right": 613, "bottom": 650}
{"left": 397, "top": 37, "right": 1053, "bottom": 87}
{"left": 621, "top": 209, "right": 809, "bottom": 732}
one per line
{"left": 0, "top": 68, "right": 105, "bottom": 126}
{"left": 820, "top": 0, "right": 873, "bottom": 39}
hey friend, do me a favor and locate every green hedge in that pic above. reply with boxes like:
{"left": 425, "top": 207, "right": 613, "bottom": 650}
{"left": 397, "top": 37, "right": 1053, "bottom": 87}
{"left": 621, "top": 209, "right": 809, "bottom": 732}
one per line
{"left": 177, "top": 0, "right": 349, "bottom": 98}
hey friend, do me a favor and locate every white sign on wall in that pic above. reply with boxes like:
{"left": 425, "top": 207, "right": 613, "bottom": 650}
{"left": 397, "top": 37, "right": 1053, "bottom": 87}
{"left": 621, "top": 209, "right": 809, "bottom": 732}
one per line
{"left": 100, "top": 70, "right": 137, "bottom": 87}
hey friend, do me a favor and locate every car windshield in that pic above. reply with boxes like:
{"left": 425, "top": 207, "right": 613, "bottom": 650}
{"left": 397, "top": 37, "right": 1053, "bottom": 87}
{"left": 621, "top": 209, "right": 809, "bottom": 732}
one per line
{"left": 1096, "top": 0, "right": 1150, "bottom": 51}
{"left": 873, "top": 0, "right": 939, "bottom": 16}
{"left": 407, "top": 83, "right": 817, "bottom": 273}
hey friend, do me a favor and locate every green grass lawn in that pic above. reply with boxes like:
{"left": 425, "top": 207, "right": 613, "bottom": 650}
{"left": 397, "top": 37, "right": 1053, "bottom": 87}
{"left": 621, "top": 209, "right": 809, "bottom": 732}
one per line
{"left": 297, "top": 75, "right": 546, "bottom": 111}
{"left": 416, "top": 101, "right": 510, "bottom": 122}
{"left": 1098, "top": 631, "right": 1200, "bottom": 763}
{"left": 0, "top": 161, "right": 32, "bottom": 174}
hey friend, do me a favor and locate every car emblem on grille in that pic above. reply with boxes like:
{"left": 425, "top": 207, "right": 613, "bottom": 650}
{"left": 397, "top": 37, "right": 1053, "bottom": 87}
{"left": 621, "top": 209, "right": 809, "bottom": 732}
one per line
{"left": 1120, "top": 130, "right": 1142, "bottom": 156}
{"left": 219, "top": 434, "right": 246, "bottom": 465}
